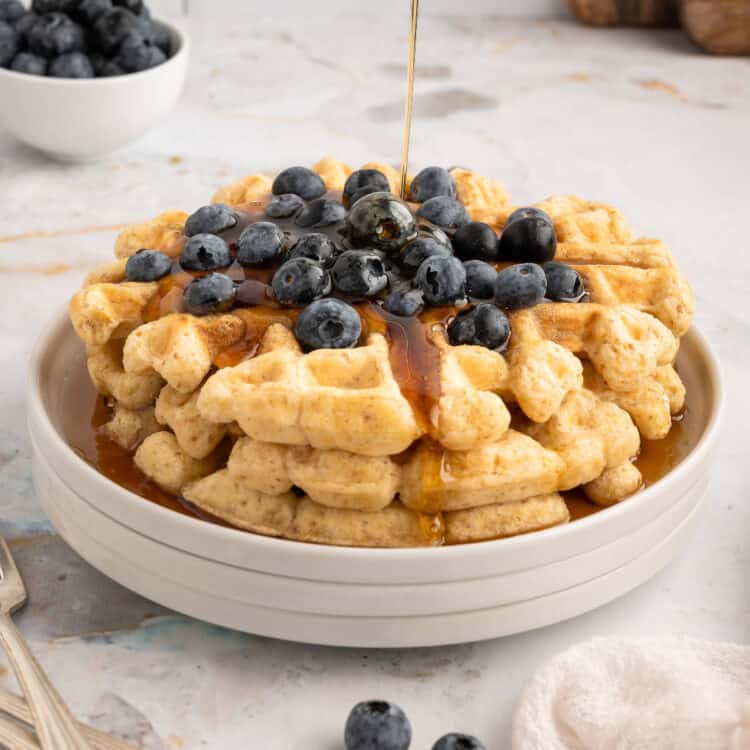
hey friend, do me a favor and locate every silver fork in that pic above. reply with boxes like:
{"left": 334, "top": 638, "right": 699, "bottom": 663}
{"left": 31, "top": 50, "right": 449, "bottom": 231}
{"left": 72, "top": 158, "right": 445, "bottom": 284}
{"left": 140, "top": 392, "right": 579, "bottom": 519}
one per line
{"left": 0, "top": 538, "right": 93, "bottom": 750}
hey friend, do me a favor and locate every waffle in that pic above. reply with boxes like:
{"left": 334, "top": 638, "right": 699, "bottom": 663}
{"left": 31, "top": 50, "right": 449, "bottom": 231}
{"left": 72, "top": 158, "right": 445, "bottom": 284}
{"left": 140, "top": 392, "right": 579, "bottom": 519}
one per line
{"left": 70, "top": 157, "right": 695, "bottom": 547}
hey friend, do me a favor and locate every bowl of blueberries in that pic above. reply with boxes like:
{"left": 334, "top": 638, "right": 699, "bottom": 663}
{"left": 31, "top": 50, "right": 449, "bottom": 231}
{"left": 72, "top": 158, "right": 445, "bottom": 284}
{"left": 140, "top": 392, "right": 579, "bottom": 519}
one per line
{"left": 0, "top": 0, "right": 189, "bottom": 160}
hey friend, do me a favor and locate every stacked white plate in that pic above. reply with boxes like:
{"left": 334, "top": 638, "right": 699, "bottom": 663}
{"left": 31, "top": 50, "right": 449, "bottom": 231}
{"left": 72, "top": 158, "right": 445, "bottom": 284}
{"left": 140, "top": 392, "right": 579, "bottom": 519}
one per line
{"left": 28, "top": 312, "right": 723, "bottom": 647}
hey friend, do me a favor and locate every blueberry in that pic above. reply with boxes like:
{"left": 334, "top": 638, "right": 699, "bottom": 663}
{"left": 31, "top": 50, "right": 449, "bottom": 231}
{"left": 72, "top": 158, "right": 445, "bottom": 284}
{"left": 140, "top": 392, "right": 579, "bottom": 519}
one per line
{"left": 150, "top": 19, "right": 171, "bottom": 54}
{"left": 343, "top": 168, "right": 390, "bottom": 204}
{"left": 125, "top": 249, "right": 173, "bottom": 281}
{"left": 266, "top": 193, "right": 304, "bottom": 219}
{"left": 272, "top": 166, "right": 326, "bottom": 201}
{"left": 75, "top": 0, "right": 113, "bottom": 26}
{"left": 27, "top": 13, "right": 85, "bottom": 57}
{"left": 498, "top": 211, "right": 556, "bottom": 264}
{"left": 115, "top": 31, "right": 166, "bottom": 71}
{"left": 382, "top": 289, "right": 424, "bottom": 317}
{"left": 272, "top": 257, "right": 331, "bottom": 306}
{"left": 295, "top": 298, "right": 361, "bottom": 351}
{"left": 346, "top": 192, "right": 417, "bottom": 253}
{"left": 464, "top": 260, "right": 497, "bottom": 299}
{"left": 295, "top": 198, "right": 346, "bottom": 228}
{"left": 0, "top": 1, "right": 25, "bottom": 23}
{"left": 344, "top": 700, "right": 412, "bottom": 750}
{"left": 415, "top": 255, "right": 466, "bottom": 306}
{"left": 505, "top": 206, "right": 552, "bottom": 226}
{"left": 10, "top": 51, "right": 47, "bottom": 74}
{"left": 113, "top": 0, "right": 143, "bottom": 13}
{"left": 494, "top": 263, "right": 547, "bottom": 309}
{"left": 98, "top": 58, "right": 123, "bottom": 75}
{"left": 543, "top": 261, "right": 585, "bottom": 302}
{"left": 432, "top": 733, "right": 487, "bottom": 750}
{"left": 0, "top": 22, "right": 19, "bottom": 67}
{"left": 332, "top": 250, "right": 388, "bottom": 298}
{"left": 91, "top": 8, "right": 140, "bottom": 53}
{"left": 180, "top": 233, "right": 232, "bottom": 271}
{"left": 416, "top": 222, "right": 452, "bottom": 248}
{"left": 452, "top": 221, "right": 498, "bottom": 261}
{"left": 14, "top": 12, "right": 39, "bottom": 39}
{"left": 183, "top": 273, "right": 236, "bottom": 316}
{"left": 410, "top": 166, "right": 455, "bottom": 202}
{"left": 237, "top": 222, "right": 285, "bottom": 267}
{"left": 287, "top": 233, "right": 336, "bottom": 265}
{"left": 184, "top": 204, "right": 238, "bottom": 237}
{"left": 400, "top": 237, "right": 452, "bottom": 277}
{"left": 416, "top": 196, "right": 470, "bottom": 230}
{"left": 350, "top": 184, "right": 385, "bottom": 206}
{"left": 448, "top": 304, "right": 510, "bottom": 351}
{"left": 49, "top": 51, "right": 95, "bottom": 77}
{"left": 31, "top": 0, "right": 77, "bottom": 12}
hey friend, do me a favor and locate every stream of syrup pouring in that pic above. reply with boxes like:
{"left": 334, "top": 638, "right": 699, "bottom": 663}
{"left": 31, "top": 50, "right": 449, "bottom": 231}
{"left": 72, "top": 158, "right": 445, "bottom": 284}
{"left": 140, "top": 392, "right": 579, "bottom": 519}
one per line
{"left": 73, "top": 1, "right": 699, "bottom": 544}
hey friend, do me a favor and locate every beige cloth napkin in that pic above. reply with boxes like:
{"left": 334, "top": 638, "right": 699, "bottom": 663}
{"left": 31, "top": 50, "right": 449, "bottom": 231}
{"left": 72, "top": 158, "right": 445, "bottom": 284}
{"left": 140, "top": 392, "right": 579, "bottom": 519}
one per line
{"left": 512, "top": 638, "right": 750, "bottom": 750}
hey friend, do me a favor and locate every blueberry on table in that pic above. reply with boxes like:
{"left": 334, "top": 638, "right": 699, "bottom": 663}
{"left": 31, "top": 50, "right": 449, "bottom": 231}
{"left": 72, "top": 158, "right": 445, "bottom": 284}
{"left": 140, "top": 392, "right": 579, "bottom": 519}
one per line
{"left": 416, "top": 196, "right": 470, "bottom": 230}
{"left": 0, "top": 1, "right": 25, "bottom": 23}
{"left": 416, "top": 222, "right": 452, "bottom": 248}
{"left": 344, "top": 700, "right": 412, "bottom": 750}
{"left": 543, "top": 261, "right": 585, "bottom": 302}
{"left": 27, "top": 12, "right": 85, "bottom": 56}
{"left": 463, "top": 260, "right": 497, "bottom": 299}
{"left": 287, "top": 233, "right": 337, "bottom": 265}
{"left": 91, "top": 8, "right": 140, "bottom": 53}
{"left": 349, "top": 184, "right": 384, "bottom": 206}
{"left": 272, "top": 257, "right": 331, "bottom": 306}
{"left": 452, "top": 221, "right": 498, "bottom": 261}
{"left": 415, "top": 254, "right": 467, "bottom": 306}
{"left": 382, "top": 288, "right": 424, "bottom": 317}
{"left": 494, "top": 263, "right": 547, "bottom": 309}
{"left": 343, "top": 169, "right": 391, "bottom": 204}
{"left": 0, "top": 21, "right": 19, "bottom": 66}
{"left": 272, "top": 166, "right": 326, "bottom": 201}
{"left": 180, "top": 233, "right": 232, "bottom": 271}
{"left": 295, "top": 298, "right": 361, "bottom": 351}
{"left": 183, "top": 273, "right": 236, "bottom": 316}
{"left": 409, "top": 166, "right": 456, "bottom": 202}
{"left": 432, "top": 733, "right": 487, "bottom": 750}
{"left": 346, "top": 192, "right": 417, "bottom": 253}
{"left": 185, "top": 204, "right": 238, "bottom": 237}
{"left": 448, "top": 303, "right": 510, "bottom": 351}
{"left": 295, "top": 197, "right": 347, "bottom": 228}
{"left": 332, "top": 250, "right": 389, "bottom": 298}
{"left": 116, "top": 32, "right": 166, "bottom": 72}
{"left": 49, "top": 51, "right": 94, "bottom": 77}
{"left": 266, "top": 193, "right": 304, "bottom": 219}
{"left": 237, "top": 222, "right": 286, "bottom": 267}
{"left": 505, "top": 206, "right": 552, "bottom": 227}
{"left": 75, "top": 0, "right": 113, "bottom": 26}
{"left": 125, "top": 249, "right": 173, "bottom": 282}
{"left": 10, "top": 50, "right": 47, "bottom": 74}
{"left": 498, "top": 210, "right": 556, "bottom": 264}
{"left": 400, "top": 236, "right": 452, "bottom": 277}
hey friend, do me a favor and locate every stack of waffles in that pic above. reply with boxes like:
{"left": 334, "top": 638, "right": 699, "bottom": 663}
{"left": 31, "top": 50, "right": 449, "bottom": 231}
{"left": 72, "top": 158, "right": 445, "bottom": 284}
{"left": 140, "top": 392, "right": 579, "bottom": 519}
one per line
{"left": 68, "top": 157, "right": 694, "bottom": 547}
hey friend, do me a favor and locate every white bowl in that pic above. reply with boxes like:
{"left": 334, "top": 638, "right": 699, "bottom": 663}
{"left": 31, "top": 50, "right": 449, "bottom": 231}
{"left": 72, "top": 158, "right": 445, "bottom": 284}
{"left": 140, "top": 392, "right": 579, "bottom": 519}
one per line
{"left": 0, "top": 20, "right": 189, "bottom": 161}
{"left": 27, "top": 311, "right": 724, "bottom": 647}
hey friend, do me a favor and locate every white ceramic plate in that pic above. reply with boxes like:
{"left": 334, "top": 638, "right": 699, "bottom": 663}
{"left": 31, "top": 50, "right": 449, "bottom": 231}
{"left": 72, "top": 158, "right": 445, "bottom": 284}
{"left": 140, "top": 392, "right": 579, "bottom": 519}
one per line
{"left": 27, "top": 311, "right": 723, "bottom": 647}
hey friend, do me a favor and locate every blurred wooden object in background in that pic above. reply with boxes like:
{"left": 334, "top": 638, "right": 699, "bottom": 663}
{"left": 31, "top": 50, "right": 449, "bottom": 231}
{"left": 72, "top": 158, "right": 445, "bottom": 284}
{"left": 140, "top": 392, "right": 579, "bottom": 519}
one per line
{"left": 681, "top": 1, "right": 750, "bottom": 54}
{"left": 568, "top": 0, "right": 678, "bottom": 26}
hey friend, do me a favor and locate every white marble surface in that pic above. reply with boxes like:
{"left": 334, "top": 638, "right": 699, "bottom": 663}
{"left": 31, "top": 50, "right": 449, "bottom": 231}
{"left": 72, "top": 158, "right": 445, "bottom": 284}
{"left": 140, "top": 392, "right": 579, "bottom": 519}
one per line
{"left": 0, "top": 4, "right": 749, "bottom": 748}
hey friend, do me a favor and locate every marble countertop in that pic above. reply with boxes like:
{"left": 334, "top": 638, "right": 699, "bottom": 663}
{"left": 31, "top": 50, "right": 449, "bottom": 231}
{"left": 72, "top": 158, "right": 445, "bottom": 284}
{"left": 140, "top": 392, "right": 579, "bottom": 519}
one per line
{"left": 1, "top": 5, "right": 749, "bottom": 748}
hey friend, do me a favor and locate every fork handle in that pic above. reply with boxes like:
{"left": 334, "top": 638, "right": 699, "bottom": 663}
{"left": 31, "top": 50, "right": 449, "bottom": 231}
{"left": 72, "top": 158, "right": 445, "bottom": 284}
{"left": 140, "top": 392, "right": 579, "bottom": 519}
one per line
{"left": 0, "top": 613, "right": 93, "bottom": 750}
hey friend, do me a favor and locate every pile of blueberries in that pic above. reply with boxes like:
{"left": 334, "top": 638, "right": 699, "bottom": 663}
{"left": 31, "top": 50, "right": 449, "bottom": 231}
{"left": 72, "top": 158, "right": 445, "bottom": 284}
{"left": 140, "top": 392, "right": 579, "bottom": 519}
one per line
{"left": 0, "top": 0, "right": 172, "bottom": 78}
{"left": 125, "top": 164, "right": 586, "bottom": 353}
{"left": 345, "top": 699, "right": 484, "bottom": 750}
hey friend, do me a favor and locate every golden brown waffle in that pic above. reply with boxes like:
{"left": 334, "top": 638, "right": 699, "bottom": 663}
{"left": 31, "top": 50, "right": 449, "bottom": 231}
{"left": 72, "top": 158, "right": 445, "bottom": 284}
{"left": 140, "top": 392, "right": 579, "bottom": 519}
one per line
{"left": 70, "top": 157, "right": 695, "bottom": 547}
